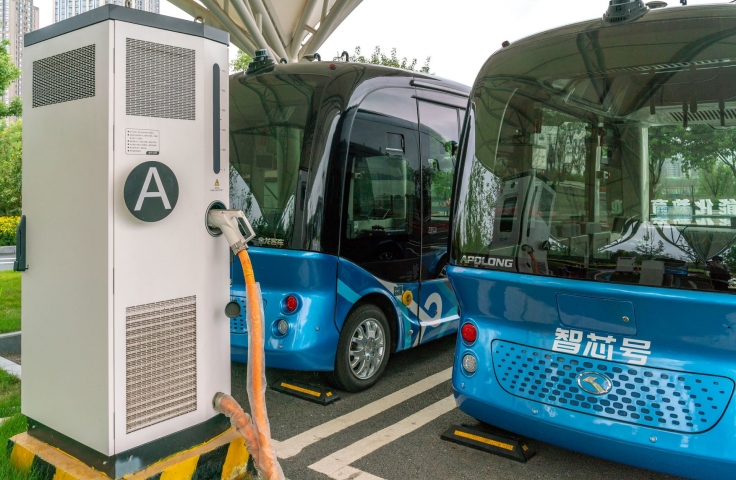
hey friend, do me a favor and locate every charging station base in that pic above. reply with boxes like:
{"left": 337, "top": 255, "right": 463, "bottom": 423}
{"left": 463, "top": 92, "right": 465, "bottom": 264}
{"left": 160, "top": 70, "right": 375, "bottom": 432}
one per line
{"left": 8, "top": 428, "right": 257, "bottom": 480}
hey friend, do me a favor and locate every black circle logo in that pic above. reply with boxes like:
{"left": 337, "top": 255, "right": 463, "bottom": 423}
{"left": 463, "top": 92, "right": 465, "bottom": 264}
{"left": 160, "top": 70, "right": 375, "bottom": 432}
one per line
{"left": 124, "top": 161, "right": 179, "bottom": 222}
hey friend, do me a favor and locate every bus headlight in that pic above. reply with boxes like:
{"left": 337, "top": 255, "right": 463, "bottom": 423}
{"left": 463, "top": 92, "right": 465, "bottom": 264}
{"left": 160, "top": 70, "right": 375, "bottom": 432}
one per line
{"left": 462, "top": 354, "right": 477, "bottom": 374}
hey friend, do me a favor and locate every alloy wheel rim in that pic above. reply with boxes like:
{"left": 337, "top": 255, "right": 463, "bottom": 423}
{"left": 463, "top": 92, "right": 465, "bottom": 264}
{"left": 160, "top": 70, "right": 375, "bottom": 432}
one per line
{"left": 349, "top": 318, "right": 386, "bottom": 379}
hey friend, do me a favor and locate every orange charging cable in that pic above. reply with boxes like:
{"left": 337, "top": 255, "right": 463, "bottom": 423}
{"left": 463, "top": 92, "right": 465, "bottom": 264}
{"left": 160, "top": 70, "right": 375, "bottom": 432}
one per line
{"left": 237, "top": 249, "right": 283, "bottom": 480}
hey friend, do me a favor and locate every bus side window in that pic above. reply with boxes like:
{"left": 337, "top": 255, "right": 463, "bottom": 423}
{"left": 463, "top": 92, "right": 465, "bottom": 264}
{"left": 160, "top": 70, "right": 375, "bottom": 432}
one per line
{"left": 418, "top": 101, "right": 462, "bottom": 280}
{"left": 341, "top": 88, "right": 421, "bottom": 283}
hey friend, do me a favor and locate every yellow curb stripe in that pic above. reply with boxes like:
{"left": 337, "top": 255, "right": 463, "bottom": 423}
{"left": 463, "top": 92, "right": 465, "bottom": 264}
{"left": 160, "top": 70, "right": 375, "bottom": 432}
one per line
{"left": 454, "top": 430, "right": 515, "bottom": 451}
{"left": 160, "top": 454, "right": 199, "bottom": 480}
{"left": 9, "top": 443, "right": 35, "bottom": 472}
{"left": 221, "top": 437, "right": 250, "bottom": 480}
{"left": 53, "top": 470, "right": 80, "bottom": 480}
{"left": 280, "top": 382, "right": 321, "bottom": 398}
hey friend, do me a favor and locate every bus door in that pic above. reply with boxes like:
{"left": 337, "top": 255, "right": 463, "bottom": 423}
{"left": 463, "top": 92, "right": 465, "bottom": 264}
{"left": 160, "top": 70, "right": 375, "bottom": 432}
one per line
{"left": 416, "top": 98, "right": 464, "bottom": 344}
{"left": 338, "top": 88, "right": 422, "bottom": 348}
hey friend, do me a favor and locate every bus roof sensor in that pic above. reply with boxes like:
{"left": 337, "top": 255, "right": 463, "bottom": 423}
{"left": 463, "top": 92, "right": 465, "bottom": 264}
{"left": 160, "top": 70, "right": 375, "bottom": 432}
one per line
{"left": 603, "top": 0, "right": 648, "bottom": 24}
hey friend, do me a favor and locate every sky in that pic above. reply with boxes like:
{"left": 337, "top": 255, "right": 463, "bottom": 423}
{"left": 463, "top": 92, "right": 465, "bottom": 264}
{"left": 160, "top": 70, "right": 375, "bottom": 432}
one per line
{"left": 33, "top": 0, "right": 736, "bottom": 85}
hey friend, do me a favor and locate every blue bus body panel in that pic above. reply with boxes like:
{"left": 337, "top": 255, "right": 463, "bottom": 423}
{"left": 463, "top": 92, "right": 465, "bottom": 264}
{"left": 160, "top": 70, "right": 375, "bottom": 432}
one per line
{"left": 230, "top": 247, "right": 340, "bottom": 371}
{"left": 230, "top": 248, "right": 460, "bottom": 371}
{"left": 336, "top": 259, "right": 459, "bottom": 351}
{"left": 448, "top": 265, "right": 736, "bottom": 479}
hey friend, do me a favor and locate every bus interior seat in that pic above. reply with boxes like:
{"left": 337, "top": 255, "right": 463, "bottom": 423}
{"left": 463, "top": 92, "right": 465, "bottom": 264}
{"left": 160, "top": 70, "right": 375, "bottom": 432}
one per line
{"left": 616, "top": 257, "right": 636, "bottom": 272}
{"left": 570, "top": 235, "right": 589, "bottom": 257}
{"left": 640, "top": 260, "right": 665, "bottom": 286}
{"left": 561, "top": 223, "right": 581, "bottom": 238}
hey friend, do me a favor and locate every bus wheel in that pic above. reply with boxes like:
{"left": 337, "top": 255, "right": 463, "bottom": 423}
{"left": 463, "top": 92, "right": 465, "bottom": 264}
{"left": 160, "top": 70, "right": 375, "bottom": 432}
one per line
{"left": 329, "top": 304, "right": 391, "bottom": 392}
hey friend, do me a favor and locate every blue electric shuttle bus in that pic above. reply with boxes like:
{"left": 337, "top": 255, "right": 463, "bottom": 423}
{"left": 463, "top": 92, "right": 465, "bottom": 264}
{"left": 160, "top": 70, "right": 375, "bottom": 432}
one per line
{"left": 228, "top": 59, "right": 469, "bottom": 391}
{"left": 449, "top": 2, "right": 736, "bottom": 477}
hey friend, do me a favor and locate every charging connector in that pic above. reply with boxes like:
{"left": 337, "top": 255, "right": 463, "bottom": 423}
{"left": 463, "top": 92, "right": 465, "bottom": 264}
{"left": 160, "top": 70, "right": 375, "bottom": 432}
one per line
{"left": 207, "top": 209, "right": 256, "bottom": 254}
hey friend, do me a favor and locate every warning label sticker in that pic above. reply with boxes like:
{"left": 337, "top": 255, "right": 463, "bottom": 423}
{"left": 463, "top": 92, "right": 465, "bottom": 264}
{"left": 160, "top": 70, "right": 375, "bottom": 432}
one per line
{"left": 126, "top": 129, "right": 160, "bottom": 155}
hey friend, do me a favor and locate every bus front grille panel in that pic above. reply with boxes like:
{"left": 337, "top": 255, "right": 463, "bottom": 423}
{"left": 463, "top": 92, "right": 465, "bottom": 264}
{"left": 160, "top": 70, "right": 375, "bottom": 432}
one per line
{"left": 125, "top": 38, "right": 195, "bottom": 120}
{"left": 230, "top": 296, "right": 248, "bottom": 334}
{"left": 492, "top": 340, "right": 734, "bottom": 434}
{"left": 32, "top": 45, "right": 95, "bottom": 108}
{"left": 125, "top": 296, "right": 197, "bottom": 433}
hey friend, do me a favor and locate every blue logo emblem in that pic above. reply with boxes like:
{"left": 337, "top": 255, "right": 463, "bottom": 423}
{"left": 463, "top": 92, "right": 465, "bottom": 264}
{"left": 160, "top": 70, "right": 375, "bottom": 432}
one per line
{"left": 576, "top": 371, "right": 612, "bottom": 395}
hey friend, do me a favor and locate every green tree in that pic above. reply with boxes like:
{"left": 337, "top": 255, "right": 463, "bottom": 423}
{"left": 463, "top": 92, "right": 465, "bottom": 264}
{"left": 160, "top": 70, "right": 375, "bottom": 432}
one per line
{"left": 350, "top": 46, "right": 431, "bottom": 74}
{"left": 230, "top": 50, "right": 253, "bottom": 72}
{"left": 0, "top": 120, "right": 22, "bottom": 216}
{"left": 0, "top": 40, "right": 21, "bottom": 119}
{"left": 698, "top": 160, "right": 736, "bottom": 198}
{"left": 648, "top": 125, "right": 685, "bottom": 199}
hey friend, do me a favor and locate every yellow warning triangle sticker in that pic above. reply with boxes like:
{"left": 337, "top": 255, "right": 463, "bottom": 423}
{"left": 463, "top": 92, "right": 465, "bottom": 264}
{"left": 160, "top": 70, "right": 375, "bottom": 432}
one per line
{"left": 215, "top": 179, "right": 220, "bottom": 186}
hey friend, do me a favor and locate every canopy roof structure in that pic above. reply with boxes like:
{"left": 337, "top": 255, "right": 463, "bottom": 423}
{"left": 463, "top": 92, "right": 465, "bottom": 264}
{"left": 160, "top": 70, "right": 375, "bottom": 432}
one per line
{"left": 168, "top": 0, "right": 363, "bottom": 62}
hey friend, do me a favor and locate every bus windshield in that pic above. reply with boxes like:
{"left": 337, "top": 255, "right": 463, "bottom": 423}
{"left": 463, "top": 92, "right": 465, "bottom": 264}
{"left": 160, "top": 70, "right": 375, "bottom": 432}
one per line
{"left": 454, "top": 16, "right": 736, "bottom": 293}
{"left": 229, "top": 74, "right": 325, "bottom": 248}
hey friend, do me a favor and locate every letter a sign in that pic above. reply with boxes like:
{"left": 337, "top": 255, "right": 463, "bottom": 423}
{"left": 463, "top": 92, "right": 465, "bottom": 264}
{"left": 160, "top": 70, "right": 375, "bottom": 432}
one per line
{"left": 124, "top": 161, "right": 179, "bottom": 222}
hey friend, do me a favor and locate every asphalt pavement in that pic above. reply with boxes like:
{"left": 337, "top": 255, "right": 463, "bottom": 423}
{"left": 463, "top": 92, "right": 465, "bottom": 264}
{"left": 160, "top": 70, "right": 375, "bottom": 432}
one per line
{"left": 0, "top": 253, "right": 14, "bottom": 271}
{"left": 230, "top": 335, "right": 681, "bottom": 480}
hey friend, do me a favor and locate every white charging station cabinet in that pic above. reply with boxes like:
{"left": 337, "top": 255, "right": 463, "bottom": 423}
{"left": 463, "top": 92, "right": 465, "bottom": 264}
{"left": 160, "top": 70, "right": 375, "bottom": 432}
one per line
{"left": 21, "top": 6, "right": 231, "bottom": 465}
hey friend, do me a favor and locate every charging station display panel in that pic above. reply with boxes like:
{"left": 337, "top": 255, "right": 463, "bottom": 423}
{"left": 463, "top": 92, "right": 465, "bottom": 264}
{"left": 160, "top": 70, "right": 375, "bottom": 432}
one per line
{"left": 453, "top": 18, "right": 736, "bottom": 293}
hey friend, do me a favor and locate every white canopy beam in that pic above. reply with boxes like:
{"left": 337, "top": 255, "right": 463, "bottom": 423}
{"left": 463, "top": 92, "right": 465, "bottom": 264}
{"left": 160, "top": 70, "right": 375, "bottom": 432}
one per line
{"left": 300, "top": 0, "right": 359, "bottom": 57}
{"left": 250, "top": 0, "right": 290, "bottom": 61}
{"left": 198, "top": 0, "right": 258, "bottom": 54}
{"left": 189, "top": 0, "right": 364, "bottom": 63}
{"left": 230, "top": 0, "right": 286, "bottom": 59}
{"left": 288, "top": 0, "right": 321, "bottom": 61}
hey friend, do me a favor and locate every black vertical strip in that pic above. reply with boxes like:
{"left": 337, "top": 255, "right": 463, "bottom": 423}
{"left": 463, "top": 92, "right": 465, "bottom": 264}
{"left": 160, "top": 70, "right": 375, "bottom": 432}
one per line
{"left": 30, "top": 455, "right": 56, "bottom": 480}
{"left": 213, "top": 63, "right": 221, "bottom": 174}
{"left": 13, "top": 215, "right": 26, "bottom": 272}
{"left": 192, "top": 442, "right": 229, "bottom": 479}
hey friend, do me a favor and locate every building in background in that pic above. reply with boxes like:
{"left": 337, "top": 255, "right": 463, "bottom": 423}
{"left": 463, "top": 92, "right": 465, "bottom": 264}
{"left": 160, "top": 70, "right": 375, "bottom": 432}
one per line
{"left": 55, "top": 0, "right": 159, "bottom": 23}
{"left": 1, "top": 0, "right": 39, "bottom": 107}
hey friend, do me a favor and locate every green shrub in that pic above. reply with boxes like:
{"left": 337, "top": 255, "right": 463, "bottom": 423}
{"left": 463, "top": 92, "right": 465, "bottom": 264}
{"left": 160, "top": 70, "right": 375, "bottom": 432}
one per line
{"left": 0, "top": 216, "right": 19, "bottom": 246}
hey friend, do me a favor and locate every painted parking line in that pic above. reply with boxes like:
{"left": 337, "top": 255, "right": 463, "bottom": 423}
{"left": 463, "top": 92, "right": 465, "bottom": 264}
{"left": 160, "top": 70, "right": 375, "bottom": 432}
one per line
{"left": 309, "top": 395, "right": 456, "bottom": 480}
{"left": 274, "top": 367, "right": 452, "bottom": 459}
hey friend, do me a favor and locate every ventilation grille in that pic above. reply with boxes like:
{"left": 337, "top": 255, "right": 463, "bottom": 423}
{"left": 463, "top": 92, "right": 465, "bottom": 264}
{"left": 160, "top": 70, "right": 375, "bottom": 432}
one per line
{"left": 493, "top": 340, "right": 734, "bottom": 434}
{"left": 126, "top": 38, "right": 195, "bottom": 120}
{"left": 230, "top": 296, "right": 248, "bottom": 334}
{"left": 670, "top": 109, "right": 736, "bottom": 124}
{"left": 32, "top": 45, "right": 95, "bottom": 108}
{"left": 126, "top": 296, "right": 197, "bottom": 433}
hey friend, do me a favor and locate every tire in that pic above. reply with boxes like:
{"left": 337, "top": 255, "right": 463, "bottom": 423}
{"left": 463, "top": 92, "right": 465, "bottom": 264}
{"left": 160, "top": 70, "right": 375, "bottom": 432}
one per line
{"left": 328, "top": 304, "right": 391, "bottom": 392}
{"left": 435, "top": 256, "right": 448, "bottom": 278}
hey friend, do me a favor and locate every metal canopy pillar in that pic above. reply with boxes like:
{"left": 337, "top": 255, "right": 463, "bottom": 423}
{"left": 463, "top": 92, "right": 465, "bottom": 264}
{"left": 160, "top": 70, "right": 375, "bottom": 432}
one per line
{"left": 169, "top": 0, "right": 363, "bottom": 62}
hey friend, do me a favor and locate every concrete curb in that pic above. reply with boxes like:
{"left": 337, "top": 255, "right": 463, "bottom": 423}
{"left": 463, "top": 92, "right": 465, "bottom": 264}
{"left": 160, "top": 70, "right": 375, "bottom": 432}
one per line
{"left": 0, "top": 356, "right": 21, "bottom": 378}
{"left": 0, "top": 245, "right": 15, "bottom": 255}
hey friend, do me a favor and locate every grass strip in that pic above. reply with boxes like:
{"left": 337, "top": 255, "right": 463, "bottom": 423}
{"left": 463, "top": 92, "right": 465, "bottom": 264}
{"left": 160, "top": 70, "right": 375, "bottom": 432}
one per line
{"left": 0, "top": 271, "right": 21, "bottom": 333}
{"left": 0, "top": 369, "right": 39, "bottom": 479}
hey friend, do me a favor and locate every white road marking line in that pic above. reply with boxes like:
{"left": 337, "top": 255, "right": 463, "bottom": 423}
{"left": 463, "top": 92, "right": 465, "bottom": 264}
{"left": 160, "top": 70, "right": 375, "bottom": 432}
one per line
{"left": 309, "top": 395, "right": 456, "bottom": 480}
{"left": 275, "top": 367, "right": 452, "bottom": 459}
{"left": 327, "top": 466, "right": 384, "bottom": 480}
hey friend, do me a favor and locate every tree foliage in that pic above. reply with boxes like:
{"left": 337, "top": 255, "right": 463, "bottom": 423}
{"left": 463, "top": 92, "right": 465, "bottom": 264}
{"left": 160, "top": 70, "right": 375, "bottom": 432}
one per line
{"left": 349, "top": 46, "right": 431, "bottom": 74}
{"left": 230, "top": 50, "right": 253, "bottom": 72}
{"left": 0, "top": 121, "right": 22, "bottom": 216}
{"left": 649, "top": 124, "right": 736, "bottom": 199}
{"left": 0, "top": 40, "right": 21, "bottom": 120}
